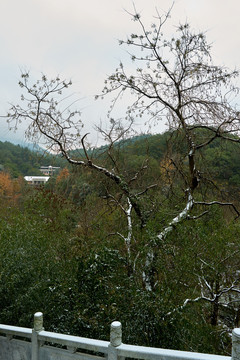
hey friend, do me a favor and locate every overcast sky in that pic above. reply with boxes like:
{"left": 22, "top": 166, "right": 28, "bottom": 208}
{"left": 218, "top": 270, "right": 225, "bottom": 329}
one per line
{"left": 0, "top": 0, "right": 239, "bottom": 146}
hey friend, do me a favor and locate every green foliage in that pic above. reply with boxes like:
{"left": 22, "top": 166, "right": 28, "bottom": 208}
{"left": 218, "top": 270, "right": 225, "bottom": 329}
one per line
{"left": 0, "top": 130, "right": 240, "bottom": 354}
{"left": 203, "top": 139, "right": 240, "bottom": 190}
{"left": 0, "top": 141, "right": 67, "bottom": 177}
{"left": 0, "top": 188, "right": 77, "bottom": 327}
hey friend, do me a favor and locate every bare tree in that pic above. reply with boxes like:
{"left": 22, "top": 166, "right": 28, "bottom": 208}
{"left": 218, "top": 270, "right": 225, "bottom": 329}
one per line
{"left": 101, "top": 9, "right": 240, "bottom": 230}
{"left": 8, "top": 74, "right": 155, "bottom": 226}
{"left": 7, "top": 8, "right": 240, "bottom": 291}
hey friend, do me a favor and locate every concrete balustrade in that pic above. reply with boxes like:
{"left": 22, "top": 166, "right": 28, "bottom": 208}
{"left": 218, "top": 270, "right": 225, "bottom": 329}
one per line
{"left": 0, "top": 312, "right": 237, "bottom": 360}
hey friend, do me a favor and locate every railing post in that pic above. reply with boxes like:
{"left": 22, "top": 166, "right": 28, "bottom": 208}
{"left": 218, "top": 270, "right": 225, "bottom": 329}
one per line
{"left": 108, "top": 321, "right": 122, "bottom": 360}
{"left": 110, "top": 321, "right": 122, "bottom": 347}
{"left": 31, "top": 312, "right": 44, "bottom": 360}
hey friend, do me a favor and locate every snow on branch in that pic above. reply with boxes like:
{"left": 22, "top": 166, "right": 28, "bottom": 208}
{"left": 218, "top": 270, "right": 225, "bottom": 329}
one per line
{"left": 164, "top": 296, "right": 205, "bottom": 319}
{"left": 157, "top": 189, "right": 194, "bottom": 241}
{"left": 156, "top": 195, "right": 240, "bottom": 245}
{"left": 164, "top": 282, "right": 240, "bottom": 320}
{"left": 109, "top": 198, "right": 133, "bottom": 259}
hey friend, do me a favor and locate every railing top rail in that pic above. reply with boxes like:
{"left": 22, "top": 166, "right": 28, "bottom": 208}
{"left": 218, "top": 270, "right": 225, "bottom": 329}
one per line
{"left": 0, "top": 325, "right": 109, "bottom": 353}
{"left": 0, "top": 324, "right": 32, "bottom": 338}
{"left": 0, "top": 316, "right": 236, "bottom": 360}
{"left": 117, "top": 344, "right": 231, "bottom": 360}
{"left": 38, "top": 330, "right": 109, "bottom": 353}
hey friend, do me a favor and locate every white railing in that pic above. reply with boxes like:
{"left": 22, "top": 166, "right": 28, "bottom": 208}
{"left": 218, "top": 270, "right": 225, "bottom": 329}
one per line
{"left": 0, "top": 312, "right": 239, "bottom": 360}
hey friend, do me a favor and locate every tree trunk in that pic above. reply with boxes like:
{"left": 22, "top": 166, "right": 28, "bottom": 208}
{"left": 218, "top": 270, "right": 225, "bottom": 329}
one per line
{"left": 210, "top": 300, "right": 219, "bottom": 326}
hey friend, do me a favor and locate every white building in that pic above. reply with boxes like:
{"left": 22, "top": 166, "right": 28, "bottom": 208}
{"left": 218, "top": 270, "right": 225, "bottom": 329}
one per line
{"left": 39, "top": 166, "right": 60, "bottom": 176}
{"left": 24, "top": 176, "right": 50, "bottom": 185}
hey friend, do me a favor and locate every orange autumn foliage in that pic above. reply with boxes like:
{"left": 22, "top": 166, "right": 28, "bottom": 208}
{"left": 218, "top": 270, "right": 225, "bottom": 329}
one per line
{"left": 160, "top": 157, "right": 175, "bottom": 185}
{"left": 56, "top": 168, "right": 70, "bottom": 184}
{"left": 0, "top": 173, "right": 25, "bottom": 206}
{"left": 0, "top": 172, "right": 14, "bottom": 197}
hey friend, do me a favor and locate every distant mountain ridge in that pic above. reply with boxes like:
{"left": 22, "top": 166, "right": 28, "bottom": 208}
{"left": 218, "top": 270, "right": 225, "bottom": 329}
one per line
{"left": 1, "top": 131, "right": 240, "bottom": 188}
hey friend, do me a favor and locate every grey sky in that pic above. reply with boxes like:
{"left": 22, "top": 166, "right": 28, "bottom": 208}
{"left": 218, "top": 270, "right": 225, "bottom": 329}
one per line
{"left": 0, "top": 0, "right": 239, "bottom": 146}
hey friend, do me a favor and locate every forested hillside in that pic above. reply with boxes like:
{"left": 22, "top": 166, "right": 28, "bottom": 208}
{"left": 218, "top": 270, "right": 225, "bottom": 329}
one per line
{"left": 0, "top": 141, "right": 66, "bottom": 177}
{"left": 125, "top": 132, "right": 240, "bottom": 191}
{"left": 2, "top": 131, "right": 239, "bottom": 188}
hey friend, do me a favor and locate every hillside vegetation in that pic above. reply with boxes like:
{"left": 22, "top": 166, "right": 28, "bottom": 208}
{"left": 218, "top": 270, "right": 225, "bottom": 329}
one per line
{"left": 0, "top": 131, "right": 239, "bottom": 355}
{"left": 0, "top": 141, "right": 66, "bottom": 177}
